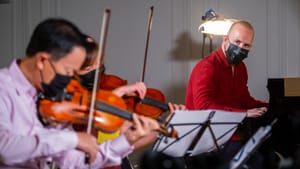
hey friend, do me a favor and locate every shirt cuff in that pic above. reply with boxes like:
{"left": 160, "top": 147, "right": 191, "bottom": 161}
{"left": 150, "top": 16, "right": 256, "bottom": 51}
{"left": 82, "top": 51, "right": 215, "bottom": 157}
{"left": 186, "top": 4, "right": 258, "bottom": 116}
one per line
{"left": 109, "top": 134, "right": 134, "bottom": 157}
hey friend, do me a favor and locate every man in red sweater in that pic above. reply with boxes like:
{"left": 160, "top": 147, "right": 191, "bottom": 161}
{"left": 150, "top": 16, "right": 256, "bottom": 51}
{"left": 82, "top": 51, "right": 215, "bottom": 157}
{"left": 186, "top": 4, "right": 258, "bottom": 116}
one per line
{"left": 185, "top": 20, "right": 269, "bottom": 169}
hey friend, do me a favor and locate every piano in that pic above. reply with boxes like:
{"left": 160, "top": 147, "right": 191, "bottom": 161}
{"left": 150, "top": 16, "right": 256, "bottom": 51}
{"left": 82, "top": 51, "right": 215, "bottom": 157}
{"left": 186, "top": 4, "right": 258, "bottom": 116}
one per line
{"left": 263, "top": 78, "right": 300, "bottom": 158}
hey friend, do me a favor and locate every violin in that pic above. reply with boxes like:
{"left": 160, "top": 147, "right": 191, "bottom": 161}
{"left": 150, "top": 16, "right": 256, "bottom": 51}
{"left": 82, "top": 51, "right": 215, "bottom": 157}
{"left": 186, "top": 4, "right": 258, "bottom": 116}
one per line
{"left": 132, "top": 6, "right": 169, "bottom": 118}
{"left": 97, "top": 6, "right": 169, "bottom": 119}
{"left": 37, "top": 79, "right": 178, "bottom": 138}
{"left": 99, "top": 72, "right": 137, "bottom": 111}
{"left": 129, "top": 88, "right": 168, "bottom": 118}
{"left": 100, "top": 72, "right": 128, "bottom": 91}
{"left": 99, "top": 71, "right": 168, "bottom": 118}
{"left": 38, "top": 79, "right": 125, "bottom": 133}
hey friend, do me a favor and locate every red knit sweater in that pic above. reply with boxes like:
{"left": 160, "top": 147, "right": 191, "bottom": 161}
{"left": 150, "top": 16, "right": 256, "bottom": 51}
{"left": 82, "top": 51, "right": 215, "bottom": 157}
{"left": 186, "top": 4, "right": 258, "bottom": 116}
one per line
{"left": 186, "top": 47, "right": 267, "bottom": 111}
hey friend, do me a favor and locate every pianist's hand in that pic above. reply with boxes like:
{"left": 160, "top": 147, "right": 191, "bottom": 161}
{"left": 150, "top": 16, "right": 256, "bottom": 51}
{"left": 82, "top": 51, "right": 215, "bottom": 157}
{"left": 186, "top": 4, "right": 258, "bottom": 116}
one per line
{"left": 246, "top": 107, "right": 267, "bottom": 118}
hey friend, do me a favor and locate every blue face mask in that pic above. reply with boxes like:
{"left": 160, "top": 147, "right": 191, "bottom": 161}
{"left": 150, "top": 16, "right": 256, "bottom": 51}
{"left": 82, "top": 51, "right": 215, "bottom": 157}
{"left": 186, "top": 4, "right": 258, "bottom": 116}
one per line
{"left": 225, "top": 43, "right": 249, "bottom": 65}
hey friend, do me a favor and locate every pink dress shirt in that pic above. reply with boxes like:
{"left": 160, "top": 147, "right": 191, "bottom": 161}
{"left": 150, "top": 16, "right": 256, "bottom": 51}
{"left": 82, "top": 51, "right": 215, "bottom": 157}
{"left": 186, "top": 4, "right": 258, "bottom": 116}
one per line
{"left": 0, "top": 60, "right": 133, "bottom": 169}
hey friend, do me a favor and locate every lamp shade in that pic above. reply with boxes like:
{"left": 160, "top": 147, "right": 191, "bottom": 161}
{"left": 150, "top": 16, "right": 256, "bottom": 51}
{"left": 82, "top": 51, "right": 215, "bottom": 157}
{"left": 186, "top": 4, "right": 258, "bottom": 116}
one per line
{"left": 199, "top": 9, "right": 236, "bottom": 36}
{"left": 199, "top": 19, "right": 235, "bottom": 36}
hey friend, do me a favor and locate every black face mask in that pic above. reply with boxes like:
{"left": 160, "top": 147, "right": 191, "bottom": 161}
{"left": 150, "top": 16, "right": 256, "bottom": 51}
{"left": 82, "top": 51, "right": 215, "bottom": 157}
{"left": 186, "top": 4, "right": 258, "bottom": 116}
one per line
{"left": 40, "top": 62, "right": 72, "bottom": 98}
{"left": 79, "top": 69, "right": 96, "bottom": 90}
{"left": 78, "top": 66, "right": 105, "bottom": 90}
{"left": 225, "top": 43, "right": 249, "bottom": 65}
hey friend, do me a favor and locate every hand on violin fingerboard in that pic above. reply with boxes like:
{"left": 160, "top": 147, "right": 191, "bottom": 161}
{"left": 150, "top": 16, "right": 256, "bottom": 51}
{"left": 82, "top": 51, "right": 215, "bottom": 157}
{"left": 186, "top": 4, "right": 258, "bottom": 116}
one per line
{"left": 166, "top": 102, "right": 186, "bottom": 121}
{"left": 123, "top": 113, "right": 159, "bottom": 146}
{"left": 168, "top": 102, "right": 186, "bottom": 113}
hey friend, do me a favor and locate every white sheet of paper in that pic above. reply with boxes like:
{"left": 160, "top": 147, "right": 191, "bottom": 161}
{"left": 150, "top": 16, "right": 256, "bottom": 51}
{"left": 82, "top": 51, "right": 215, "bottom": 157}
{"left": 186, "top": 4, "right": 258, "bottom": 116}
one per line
{"left": 153, "top": 109, "right": 246, "bottom": 157}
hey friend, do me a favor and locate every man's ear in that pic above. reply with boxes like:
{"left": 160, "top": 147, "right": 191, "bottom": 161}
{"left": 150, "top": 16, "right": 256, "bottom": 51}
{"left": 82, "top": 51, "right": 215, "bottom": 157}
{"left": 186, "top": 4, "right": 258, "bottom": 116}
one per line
{"left": 36, "top": 52, "right": 50, "bottom": 70}
{"left": 223, "top": 35, "right": 229, "bottom": 42}
{"left": 222, "top": 36, "right": 229, "bottom": 50}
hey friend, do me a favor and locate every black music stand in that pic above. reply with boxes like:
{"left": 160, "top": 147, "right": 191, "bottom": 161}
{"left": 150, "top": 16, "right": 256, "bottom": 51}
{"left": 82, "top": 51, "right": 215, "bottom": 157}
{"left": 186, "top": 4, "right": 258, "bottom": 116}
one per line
{"left": 229, "top": 119, "right": 277, "bottom": 169}
{"left": 152, "top": 110, "right": 246, "bottom": 158}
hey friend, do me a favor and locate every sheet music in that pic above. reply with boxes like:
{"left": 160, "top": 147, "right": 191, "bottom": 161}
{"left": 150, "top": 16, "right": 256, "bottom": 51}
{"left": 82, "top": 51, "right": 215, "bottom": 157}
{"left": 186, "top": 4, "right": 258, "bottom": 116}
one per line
{"left": 152, "top": 110, "right": 246, "bottom": 157}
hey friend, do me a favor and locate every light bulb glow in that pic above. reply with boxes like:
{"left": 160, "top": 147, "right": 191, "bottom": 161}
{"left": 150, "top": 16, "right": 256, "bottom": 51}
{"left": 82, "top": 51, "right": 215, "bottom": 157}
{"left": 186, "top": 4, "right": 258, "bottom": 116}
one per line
{"left": 198, "top": 19, "right": 235, "bottom": 36}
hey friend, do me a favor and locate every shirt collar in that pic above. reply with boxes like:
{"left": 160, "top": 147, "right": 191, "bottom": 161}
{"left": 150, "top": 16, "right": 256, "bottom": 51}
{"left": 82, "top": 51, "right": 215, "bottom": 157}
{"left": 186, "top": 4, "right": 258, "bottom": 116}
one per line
{"left": 8, "top": 59, "right": 37, "bottom": 99}
{"left": 216, "top": 47, "right": 231, "bottom": 68}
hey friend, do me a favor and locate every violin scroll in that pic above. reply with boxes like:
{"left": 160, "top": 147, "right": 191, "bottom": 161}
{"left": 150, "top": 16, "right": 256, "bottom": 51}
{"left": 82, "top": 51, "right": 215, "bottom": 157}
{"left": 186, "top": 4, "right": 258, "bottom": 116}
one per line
{"left": 157, "top": 125, "right": 178, "bottom": 139}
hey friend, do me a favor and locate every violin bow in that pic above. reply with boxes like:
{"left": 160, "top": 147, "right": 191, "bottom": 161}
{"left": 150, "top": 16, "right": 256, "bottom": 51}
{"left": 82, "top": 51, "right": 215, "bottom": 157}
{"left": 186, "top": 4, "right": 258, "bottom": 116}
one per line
{"left": 86, "top": 8, "right": 111, "bottom": 135}
{"left": 85, "top": 8, "right": 111, "bottom": 164}
{"left": 140, "top": 6, "right": 154, "bottom": 82}
{"left": 138, "top": 6, "right": 170, "bottom": 110}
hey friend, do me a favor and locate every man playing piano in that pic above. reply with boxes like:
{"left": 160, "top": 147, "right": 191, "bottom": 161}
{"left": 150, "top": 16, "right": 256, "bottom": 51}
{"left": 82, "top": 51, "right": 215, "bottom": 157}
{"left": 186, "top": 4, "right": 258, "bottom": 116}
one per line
{"left": 185, "top": 20, "right": 270, "bottom": 169}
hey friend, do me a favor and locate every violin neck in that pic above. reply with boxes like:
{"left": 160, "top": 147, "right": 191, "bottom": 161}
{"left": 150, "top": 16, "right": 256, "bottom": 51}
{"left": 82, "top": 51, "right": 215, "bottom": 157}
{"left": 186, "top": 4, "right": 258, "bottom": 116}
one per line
{"left": 95, "top": 98, "right": 178, "bottom": 139}
{"left": 123, "top": 96, "right": 169, "bottom": 112}
{"left": 95, "top": 101, "right": 132, "bottom": 121}
{"left": 140, "top": 97, "right": 169, "bottom": 112}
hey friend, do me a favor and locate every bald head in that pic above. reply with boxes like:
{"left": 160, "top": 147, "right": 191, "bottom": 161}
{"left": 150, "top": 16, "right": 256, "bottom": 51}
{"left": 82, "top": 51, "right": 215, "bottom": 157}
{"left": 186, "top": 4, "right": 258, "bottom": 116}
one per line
{"left": 223, "top": 20, "right": 255, "bottom": 51}
{"left": 222, "top": 20, "right": 255, "bottom": 65}
{"left": 228, "top": 20, "right": 254, "bottom": 36}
